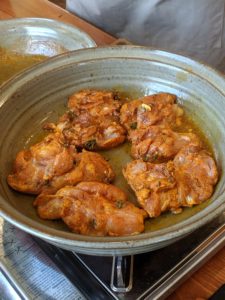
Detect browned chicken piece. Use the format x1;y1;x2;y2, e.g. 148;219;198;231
57;118;126;150
44;89;126;150
7;133;76;194
174;145;218;206
123;160;179;217
129;126;201;162
120;93;183;131
68;89;121;120
123;147;218;217
41;150;115;194
34;182;147;236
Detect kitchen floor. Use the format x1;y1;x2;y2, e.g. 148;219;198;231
49;0;66;8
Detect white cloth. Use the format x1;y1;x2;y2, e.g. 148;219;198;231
67;0;225;70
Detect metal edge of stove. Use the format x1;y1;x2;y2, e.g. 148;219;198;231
72;222;225;300
3;221;225;300
0;259;30;300
32;237;118;300
110;255;134;292
74;254;134;296
73;252;119;299
137;222;225;300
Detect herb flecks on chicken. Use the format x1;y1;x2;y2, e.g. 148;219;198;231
129;125;201;163
120;93;183;131
45;89;126;150
123;146;218;218
34;182;147;236
7;133;76;194
174;145;218;205
7;136;115;194
41;150;115;194
7;89;219;236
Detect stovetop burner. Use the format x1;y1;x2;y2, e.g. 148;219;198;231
34;212;225;300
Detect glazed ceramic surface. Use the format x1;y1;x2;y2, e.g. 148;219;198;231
0;46;225;255
0;18;96;56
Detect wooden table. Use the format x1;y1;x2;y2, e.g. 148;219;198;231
1;1;225;299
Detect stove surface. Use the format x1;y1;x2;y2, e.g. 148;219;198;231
35;212;225;300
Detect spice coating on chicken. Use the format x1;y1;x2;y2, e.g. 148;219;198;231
7;133;115;195
34;182;147;236
7;133;76;194
123;147;218;217
45;89;126;150
7;88;220;236
41;150;115;194
123;160;179;217
120;93;183;131
58;118;126;150
174;145;218;205
129;126;201;162
68;89;121;120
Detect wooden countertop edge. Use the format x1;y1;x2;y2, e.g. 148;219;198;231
1;0;225;299
0;0;116;45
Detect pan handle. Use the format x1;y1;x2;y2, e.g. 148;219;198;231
110;255;133;293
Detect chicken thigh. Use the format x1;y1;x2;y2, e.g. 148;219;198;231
129;126;201;162
123;148;218;218
7;133;76;194
44;89;126;150
41;150;115;194
120;93;183;131
174;145;218;205
67;89;121;119
8;132;115;194
34;182;147;236
123;159;179;217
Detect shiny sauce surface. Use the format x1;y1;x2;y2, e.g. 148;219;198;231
24;89;216;232
98;95;214;231
0;47;47;85
2;53;216;232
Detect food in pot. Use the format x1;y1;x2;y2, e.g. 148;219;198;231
41;150;115;194
44;89;126;150
173;145;218;205
121;92;218;218
34;182;147;236
123;145;218;217
129;125;201;162
7;133;75;194
123;159;178;217
120;93;183;131
7;89;219;236
7;133;114;195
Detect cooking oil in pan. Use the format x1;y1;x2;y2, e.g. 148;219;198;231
8;85;217;233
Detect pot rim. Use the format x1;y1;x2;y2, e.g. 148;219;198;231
0;45;225;252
